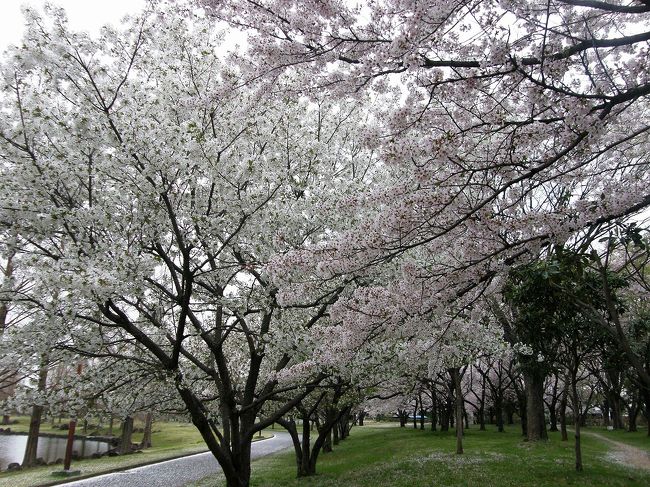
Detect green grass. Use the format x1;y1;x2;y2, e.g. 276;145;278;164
3;416;211;453
192;424;650;487
0;417;271;487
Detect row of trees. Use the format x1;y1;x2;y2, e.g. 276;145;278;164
1;1;649;486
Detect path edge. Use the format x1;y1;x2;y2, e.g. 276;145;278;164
38;434;276;487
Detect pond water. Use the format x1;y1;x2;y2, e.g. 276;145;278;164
0;435;111;470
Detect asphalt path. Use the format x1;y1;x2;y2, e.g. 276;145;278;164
61;432;292;487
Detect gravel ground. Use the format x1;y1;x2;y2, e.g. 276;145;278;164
584;431;650;472
61;432;292;487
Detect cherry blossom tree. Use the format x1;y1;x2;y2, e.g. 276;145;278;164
0;4;376;486
204;0;650;441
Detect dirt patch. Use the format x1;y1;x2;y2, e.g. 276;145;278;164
584;431;650;472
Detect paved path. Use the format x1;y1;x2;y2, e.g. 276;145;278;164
62;433;292;487
583;430;650;471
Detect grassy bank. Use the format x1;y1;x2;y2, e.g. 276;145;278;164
192;425;650;487
0;418;271;487
2;415;203;449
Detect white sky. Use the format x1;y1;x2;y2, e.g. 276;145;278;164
0;0;147;50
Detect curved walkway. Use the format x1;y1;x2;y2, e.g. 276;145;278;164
61;432;292;487
583;430;650;471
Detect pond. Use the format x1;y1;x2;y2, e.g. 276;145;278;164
0;435;111;470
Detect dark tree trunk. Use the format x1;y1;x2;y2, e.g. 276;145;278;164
279;404;348;478
478;404;486;431
548;406;558;432
225;441;252;487
511;379;527;437
479;374;486;430
140;411;153;448
450;368;464;454
495;393;504;433
323;426;332;452
547;375;560;432
570;372;583;471
628;406;639;432
431;392;438;432
602;399;610;427
398;409;408;428
506;405;515;425
413;402;418;429
609;392;624;429
280;418;308;477
560;386;569;442
523;368;548;441
641;389;650;437
358;411;366;426
22;362;49;467
119;416;134;454
626;388;641;433
0;254;15;429
300;418;315;476
278;416;317;478
440;404;450;432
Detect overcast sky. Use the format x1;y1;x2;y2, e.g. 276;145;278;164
0;0;147;49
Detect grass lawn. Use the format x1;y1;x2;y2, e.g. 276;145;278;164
192;424;650;487
3;415;204;449
0;417;271;487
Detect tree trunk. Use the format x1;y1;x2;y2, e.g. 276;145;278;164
628;405;639;432
560;387;568;442
323;426;332;452
440;404;450;432
641;389;650;437
398;409;407;428
431;394;437;432
570;373;582;471
119;416;134;454
609;392;624;429
22;362;49;467
602;399;610;427
523;368;548;441
358;412;366;426
495;393;504;433
0;253;15;428
518;394;527;437
450;367;464;454
509;375;528;436
547;375;559;432
548;403;558;432
224;440;252;487
278;416;317;478
140;411;153;448
300;418;315;476
479;374;486;430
